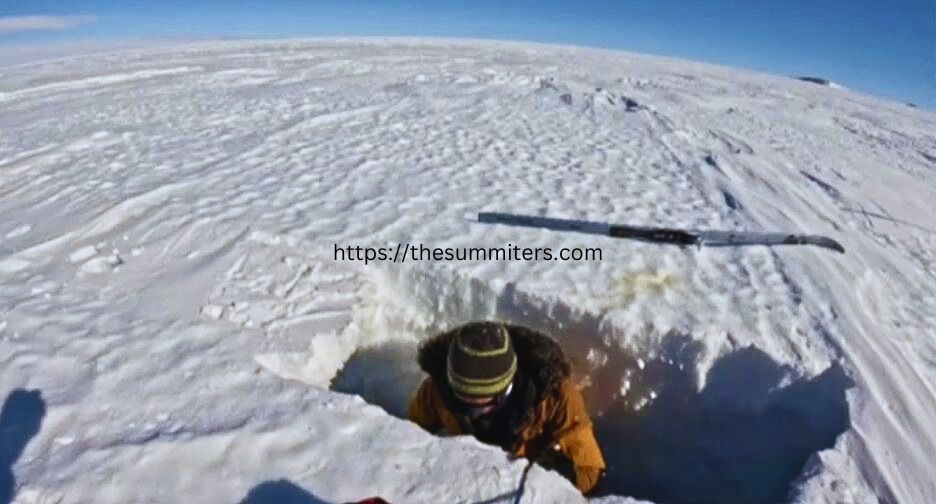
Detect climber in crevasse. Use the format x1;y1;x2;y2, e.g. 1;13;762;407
408;321;605;494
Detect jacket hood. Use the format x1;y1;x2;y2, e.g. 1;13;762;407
417;322;571;398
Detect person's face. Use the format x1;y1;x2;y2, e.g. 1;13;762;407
455;382;513;419
459;395;498;417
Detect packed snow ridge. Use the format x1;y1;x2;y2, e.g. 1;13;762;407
1;38;935;504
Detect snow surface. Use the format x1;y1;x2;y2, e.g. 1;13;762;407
1;38;935;503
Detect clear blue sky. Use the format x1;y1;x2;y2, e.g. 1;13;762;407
1;1;933;108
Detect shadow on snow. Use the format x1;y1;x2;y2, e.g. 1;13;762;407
1;389;46;504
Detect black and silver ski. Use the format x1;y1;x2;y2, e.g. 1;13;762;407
477;212;844;254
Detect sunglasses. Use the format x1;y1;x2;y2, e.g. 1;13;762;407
455;382;514;419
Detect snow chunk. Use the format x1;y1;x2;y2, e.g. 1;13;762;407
69;245;99;263
78;253;122;274
200;304;225;320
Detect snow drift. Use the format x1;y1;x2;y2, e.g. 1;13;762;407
1;39;935;503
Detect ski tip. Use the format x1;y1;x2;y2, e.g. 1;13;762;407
782;234;845;254
813;237;846;254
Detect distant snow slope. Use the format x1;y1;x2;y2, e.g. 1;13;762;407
1;39;934;504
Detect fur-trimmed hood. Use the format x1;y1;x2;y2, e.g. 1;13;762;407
409;322;606;493
417;322;571;400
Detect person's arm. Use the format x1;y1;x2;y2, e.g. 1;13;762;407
408;377;444;433
543;380;606;494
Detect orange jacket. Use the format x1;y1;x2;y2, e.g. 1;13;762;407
407;324;606;494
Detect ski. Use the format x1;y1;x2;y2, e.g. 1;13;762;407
477;212;845;254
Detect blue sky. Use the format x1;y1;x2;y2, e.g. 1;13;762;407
1;1;933;108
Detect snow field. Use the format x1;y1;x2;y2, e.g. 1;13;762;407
1;39;935;503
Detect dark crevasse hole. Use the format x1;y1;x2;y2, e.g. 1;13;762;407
495;284;854;502
328;270;854;503
331;340;425;419
588;342;853;502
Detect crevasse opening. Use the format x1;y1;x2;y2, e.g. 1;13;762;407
329;264;852;502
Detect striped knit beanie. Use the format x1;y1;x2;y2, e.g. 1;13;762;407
447;322;517;399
